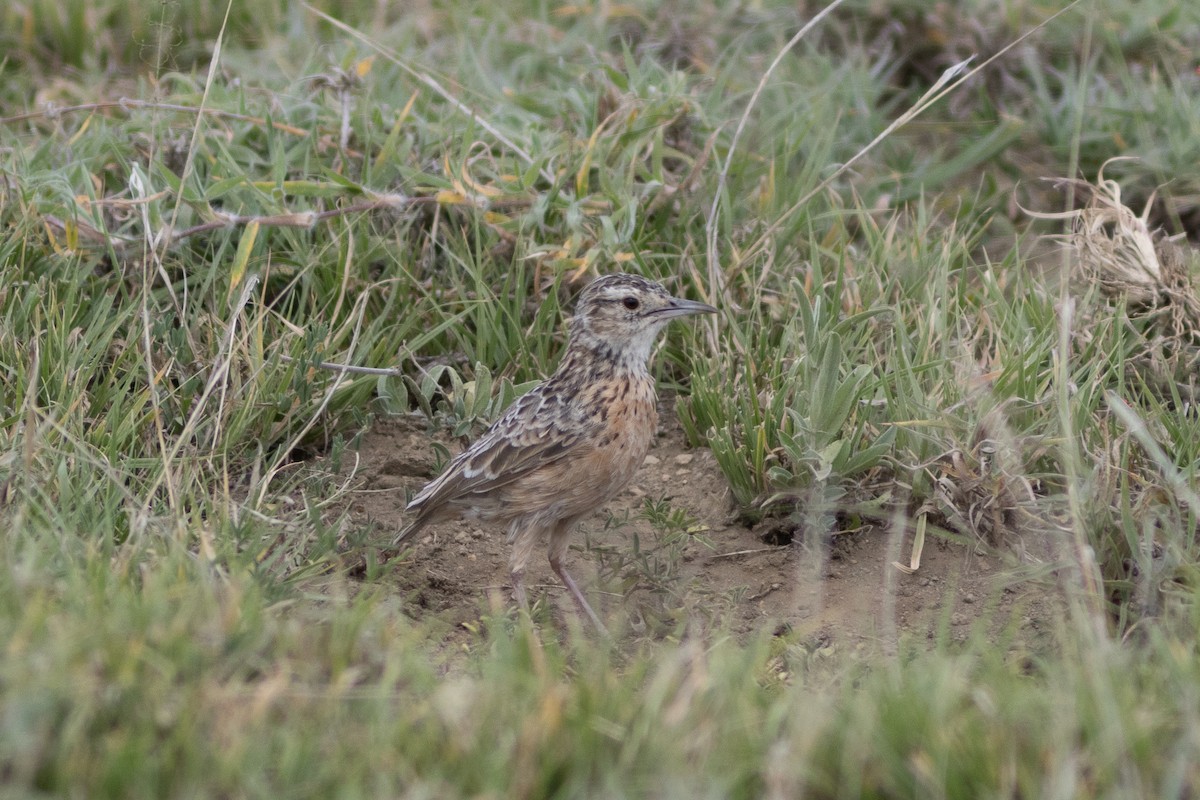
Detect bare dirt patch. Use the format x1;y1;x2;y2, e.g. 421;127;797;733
339;408;1057;651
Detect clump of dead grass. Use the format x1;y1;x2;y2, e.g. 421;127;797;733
929;438;1040;551
1033;160;1200;404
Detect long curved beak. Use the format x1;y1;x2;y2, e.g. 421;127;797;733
650;297;718;320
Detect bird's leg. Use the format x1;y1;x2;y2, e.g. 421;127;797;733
508;520;539;617
550;557;608;634
511;567;528;611
549;524;608;635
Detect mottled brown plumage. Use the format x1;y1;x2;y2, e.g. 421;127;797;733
395;273;716;631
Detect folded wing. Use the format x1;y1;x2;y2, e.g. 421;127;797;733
395;386;597;542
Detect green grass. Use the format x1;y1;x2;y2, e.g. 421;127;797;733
2;0;1200;795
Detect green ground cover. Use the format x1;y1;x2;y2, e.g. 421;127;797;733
2;0;1199;796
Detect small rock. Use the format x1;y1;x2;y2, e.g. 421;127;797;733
673;453;694;466
643;454;661;466
951;613;967;626
963;594;976;604
454;531;469;543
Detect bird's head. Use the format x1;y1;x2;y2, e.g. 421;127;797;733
569;273;716;365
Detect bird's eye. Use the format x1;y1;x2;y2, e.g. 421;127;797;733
622;296;640;310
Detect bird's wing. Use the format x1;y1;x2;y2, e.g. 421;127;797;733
403;384;599;521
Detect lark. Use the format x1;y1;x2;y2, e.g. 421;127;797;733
394;273;716;631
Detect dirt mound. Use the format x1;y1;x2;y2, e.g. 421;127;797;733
339;410;1057;651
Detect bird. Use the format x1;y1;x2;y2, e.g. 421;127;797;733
394;273;716;632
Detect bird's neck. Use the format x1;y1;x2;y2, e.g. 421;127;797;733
556;331;653;379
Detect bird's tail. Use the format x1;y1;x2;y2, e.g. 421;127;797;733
392;498;436;547
392;517;423;547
